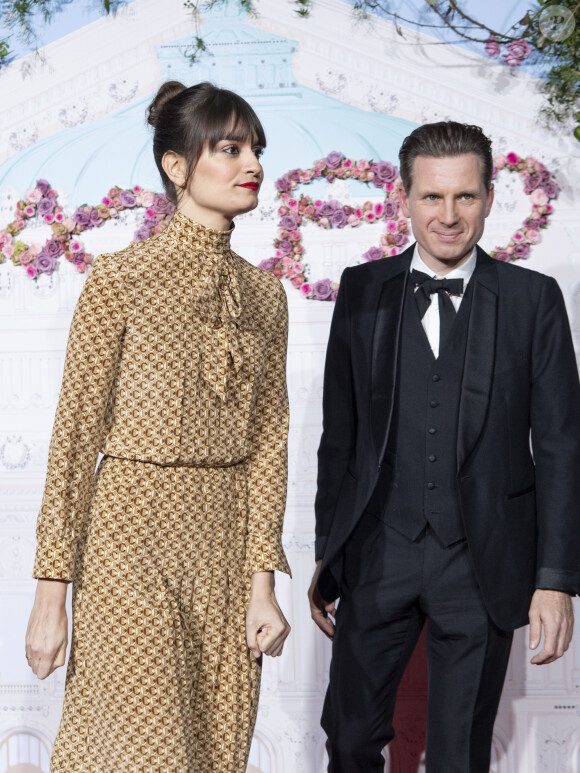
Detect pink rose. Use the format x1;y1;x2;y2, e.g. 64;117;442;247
291;275;305;288
513;231;524;242
290;230;301;240
29;243;42;257
2;243;14;258
347;214;361;225
44;214;55;224
389;248;399;256
301;283;312;295
24;206;35;217
109;208;118;217
20;251;32;265
26;265;37;278
26;189;42;203
493;155;507;171
506;152;519;165
530;189;548;206
112;196;123;208
374;203;385;217
356;160;370;171
485;37;501;57
344;160;352;168
364;212;376;222
387;220;398;233
141;191;155;207
525;229;540;244
101;196;112;206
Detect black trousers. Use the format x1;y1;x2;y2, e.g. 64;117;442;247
322;514;513;773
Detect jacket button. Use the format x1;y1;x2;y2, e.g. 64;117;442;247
429;427;437;434
432;374;440;382
427;481;436;490
428;455;437;462
430;400;439;408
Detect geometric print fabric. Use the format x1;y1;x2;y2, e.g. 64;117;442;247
33;212;291;770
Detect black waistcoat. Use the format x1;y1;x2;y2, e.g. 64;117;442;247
366;278;474;545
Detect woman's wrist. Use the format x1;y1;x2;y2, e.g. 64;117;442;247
35;578;69;607
250;570;275;599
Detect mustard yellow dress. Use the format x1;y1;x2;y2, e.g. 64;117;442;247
33;212;291;773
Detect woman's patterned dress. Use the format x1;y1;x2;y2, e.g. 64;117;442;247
33;211;291;772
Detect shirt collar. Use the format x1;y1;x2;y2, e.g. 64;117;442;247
410;245;477;287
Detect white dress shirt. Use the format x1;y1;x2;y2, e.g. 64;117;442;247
409;246;477;358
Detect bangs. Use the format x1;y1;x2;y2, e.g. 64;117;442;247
202;90;267;150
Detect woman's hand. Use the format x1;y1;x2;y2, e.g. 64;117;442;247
25;579;69;679
246;571;291;659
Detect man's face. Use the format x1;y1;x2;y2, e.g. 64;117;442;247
400;153;494;271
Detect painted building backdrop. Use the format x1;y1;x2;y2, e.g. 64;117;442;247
1;1;579;771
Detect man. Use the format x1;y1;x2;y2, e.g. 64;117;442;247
308;121;580;772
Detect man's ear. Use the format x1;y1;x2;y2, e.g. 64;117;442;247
485;183;495;218
399;186;411;219
162;151;187;189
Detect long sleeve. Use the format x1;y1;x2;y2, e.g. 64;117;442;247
531;277;580;594
244;282;291;577
33;255;127;580
314;268;355;561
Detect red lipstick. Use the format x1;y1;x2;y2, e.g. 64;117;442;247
238;182;259;191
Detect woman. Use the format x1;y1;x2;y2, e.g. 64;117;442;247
25;81;291;772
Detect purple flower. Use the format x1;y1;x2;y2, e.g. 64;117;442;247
384;200;399;219
372;161;398;187
393;232;408;247
37;197;56;215
330;290;338;302
330;209;348;228
288;168;301;182
42;239;64;258
539;169;551;182
542;180;559;199
325;151;343;169
70;250;86;266
152;194;174;215
89;207;102;226
363;246;384;262
485;37;501;57
278;239;293;255
312;278;334;300
120;189;137;208
513;243;530;260
74;208;90;226
257;257;279;272
280;215;297;230
523;176;541;194
503;39;532;67
36;179;51;196
275;176;291;193
35;253;57;273
493;250;511;263
134;225;152;242
319;200;338;217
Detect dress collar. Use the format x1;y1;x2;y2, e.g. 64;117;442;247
169;210;234;255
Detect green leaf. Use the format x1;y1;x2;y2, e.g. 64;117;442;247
574;125;580;142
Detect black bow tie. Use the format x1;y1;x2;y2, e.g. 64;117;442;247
410;269;464;351
410;269;464;301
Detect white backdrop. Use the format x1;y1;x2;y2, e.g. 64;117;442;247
1;1;579;771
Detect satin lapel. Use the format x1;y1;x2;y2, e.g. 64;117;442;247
457;249;499;471
371;268;408;464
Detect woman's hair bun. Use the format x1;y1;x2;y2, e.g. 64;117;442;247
147;81;186;127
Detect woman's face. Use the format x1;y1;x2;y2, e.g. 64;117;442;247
164;135;264;230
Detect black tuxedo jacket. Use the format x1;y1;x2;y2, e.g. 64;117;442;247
315;244;580;630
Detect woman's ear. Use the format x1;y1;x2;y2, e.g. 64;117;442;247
162;151;187;189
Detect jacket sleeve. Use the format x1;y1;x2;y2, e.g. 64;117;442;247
531;276;580;595
244;281;291;577
314;268;355;561
33;255;126;580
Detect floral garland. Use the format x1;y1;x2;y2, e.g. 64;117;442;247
0;180;174;279
0;152;559;288
488;152;558;262
258;152;409;301
258;151;559;300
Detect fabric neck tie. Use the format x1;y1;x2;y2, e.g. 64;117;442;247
411;269;464;350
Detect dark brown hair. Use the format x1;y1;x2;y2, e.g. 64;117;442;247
399;121;493;192
147;81;266;205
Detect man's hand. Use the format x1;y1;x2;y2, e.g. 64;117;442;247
308;560;336;641
25;579;69;680
529;589;574;665
246;571;291;659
